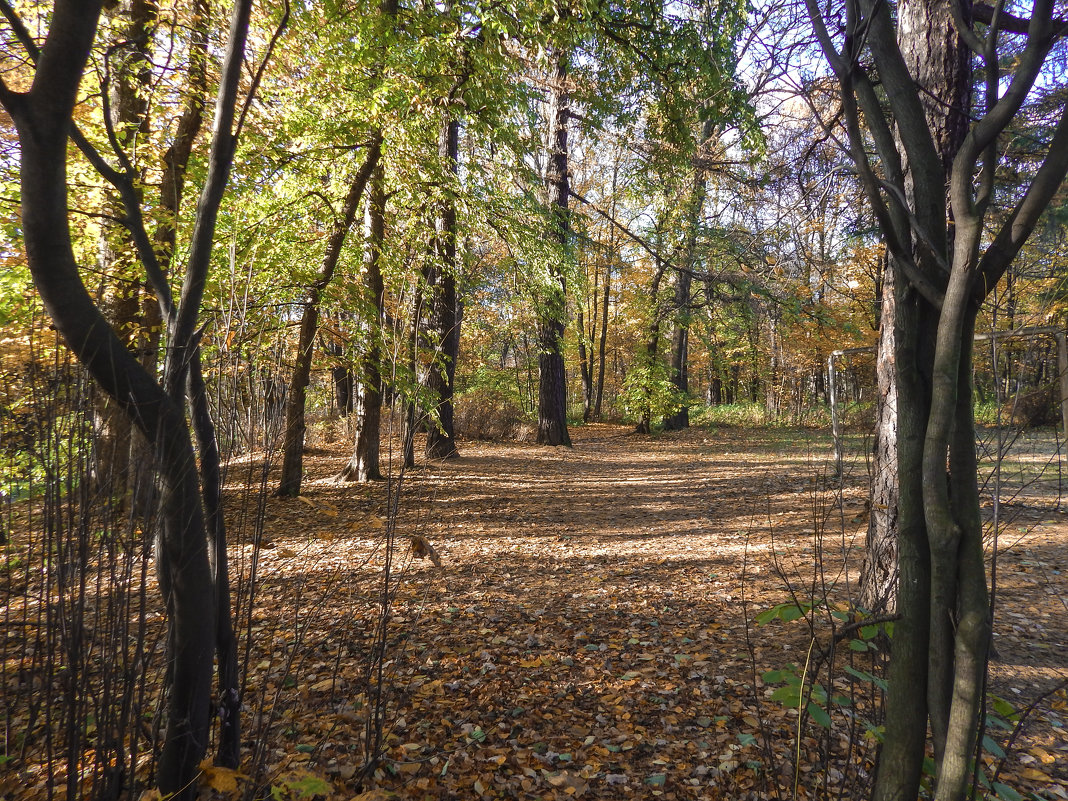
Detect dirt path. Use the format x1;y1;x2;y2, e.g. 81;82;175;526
228;423;1067;800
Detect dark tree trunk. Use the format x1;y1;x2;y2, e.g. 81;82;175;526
578;304;592;422
333;364;355;415
537;50;572;447
423;118;461;460
341;165;386;482
187;345;240;768
277;138;382;496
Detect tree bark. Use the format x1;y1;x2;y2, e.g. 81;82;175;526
537;50;572;447
861;251;899;614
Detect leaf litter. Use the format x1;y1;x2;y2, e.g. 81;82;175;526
4;424;1066;800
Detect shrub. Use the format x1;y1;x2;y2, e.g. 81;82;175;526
455;386;531;441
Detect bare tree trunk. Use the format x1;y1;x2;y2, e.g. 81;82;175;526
594;265;610;419
537;50;571;447
578;303;592;422
92;0;154;504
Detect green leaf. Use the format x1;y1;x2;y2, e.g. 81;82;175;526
848;638;868;652
982;734;1006;759
807;701;831;729
992;782;1024;801
294;744;315;754
780;604;807;622
737;733;757;747
771;684;804;709
644;773;667;786
754;606;780;626
988;694;1019;723
844;665;889;692
287;775;332;799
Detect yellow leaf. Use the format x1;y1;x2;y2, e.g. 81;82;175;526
205;766;243;792
1029;746;1056;765
1020;767;1051;782
346;792;391;801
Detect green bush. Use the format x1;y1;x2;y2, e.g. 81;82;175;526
618;360;686;427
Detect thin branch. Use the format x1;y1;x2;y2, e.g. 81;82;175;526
234;0;290;143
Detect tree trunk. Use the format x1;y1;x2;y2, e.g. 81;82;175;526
594;263;610;419
341;165;386;482
861;252;899;614
277;139;382;496
664;117;713;432
537;50;572;447
578;303;592;422
92;0;155;504
635;259;669;435
423;118;461;460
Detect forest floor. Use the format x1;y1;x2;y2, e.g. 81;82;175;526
209;422;1068;801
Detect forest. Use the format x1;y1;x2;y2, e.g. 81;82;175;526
1;0;1068;799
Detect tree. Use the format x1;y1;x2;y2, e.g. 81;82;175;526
340;164;387;482
806;0;1068;797
0;0;256;794
538;48;574;447
276;138;382;496
422;118;462;460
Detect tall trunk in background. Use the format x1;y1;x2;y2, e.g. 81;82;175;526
663;119;714;431
577;284;593;422
92;0;155;502
341;164;386;481
594;261;610;418
277;139;382;496
537;50;572;446
423;118;461;459
635;258;669;435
